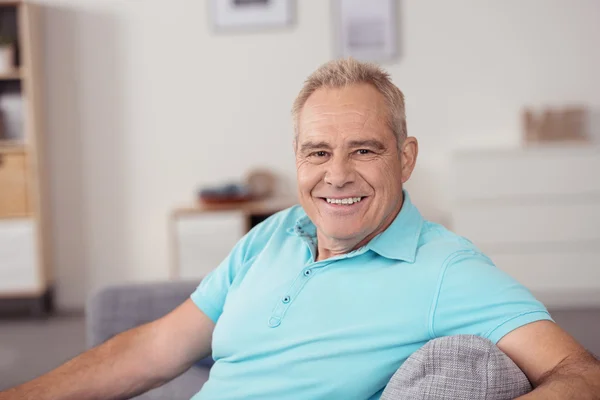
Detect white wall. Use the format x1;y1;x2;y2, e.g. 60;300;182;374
37;0;600;309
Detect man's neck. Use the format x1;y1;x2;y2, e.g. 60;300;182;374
316;239;362;261
315;193;405;261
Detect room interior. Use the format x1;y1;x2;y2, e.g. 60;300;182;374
0;0;599;393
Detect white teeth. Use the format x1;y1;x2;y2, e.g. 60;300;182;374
326;197;363;205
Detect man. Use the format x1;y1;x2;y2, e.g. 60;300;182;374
2;58;599;400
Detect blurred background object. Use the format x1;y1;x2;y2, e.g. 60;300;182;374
0;35;16;74
246;168;276;199
523;106;588;143
198;182;253;204
196;168;276;204
333;0;398;62
209;0;294;31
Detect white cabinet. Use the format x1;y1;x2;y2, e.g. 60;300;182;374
170;198;296;281
451;145;600;307
0;219;40;293
453;202;600;245
453;146;600;200
173;212;245;280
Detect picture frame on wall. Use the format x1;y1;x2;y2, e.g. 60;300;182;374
333;0;398;62
210;0;294;31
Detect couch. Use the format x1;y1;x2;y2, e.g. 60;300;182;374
86;281;532;400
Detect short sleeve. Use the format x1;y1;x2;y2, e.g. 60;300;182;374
190;226;260;324
429;251;553;344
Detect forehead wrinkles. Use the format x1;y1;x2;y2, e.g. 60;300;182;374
300;104;381;134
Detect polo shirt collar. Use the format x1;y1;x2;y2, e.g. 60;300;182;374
366;190;423;263
287;190;424;263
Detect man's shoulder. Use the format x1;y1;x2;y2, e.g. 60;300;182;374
416;220;486;265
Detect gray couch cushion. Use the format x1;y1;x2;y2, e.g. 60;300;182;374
382;335;532;400
86;281;199;348
86;281;211;400
133;366;209;400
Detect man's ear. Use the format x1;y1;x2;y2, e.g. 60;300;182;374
400;137;418;184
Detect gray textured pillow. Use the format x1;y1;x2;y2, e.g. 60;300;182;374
382;335;532;400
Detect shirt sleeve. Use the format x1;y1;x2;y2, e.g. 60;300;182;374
190;226;260;324
429;250;553;344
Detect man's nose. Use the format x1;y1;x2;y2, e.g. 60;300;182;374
324;157;355;188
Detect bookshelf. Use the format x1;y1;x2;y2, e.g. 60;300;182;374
0;1;50;315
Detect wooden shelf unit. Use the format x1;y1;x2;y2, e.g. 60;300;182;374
0;1;50;316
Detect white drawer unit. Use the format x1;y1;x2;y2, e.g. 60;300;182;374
490;251;600;293
453;145;600;201
0;219;40;293
453;201;600;246
450;145;600;307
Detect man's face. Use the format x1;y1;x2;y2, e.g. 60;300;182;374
295;84;415;247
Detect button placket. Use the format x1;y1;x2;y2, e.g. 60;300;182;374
268;262;330;328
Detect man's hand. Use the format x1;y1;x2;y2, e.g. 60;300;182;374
497;320;600;399
0;299;214;400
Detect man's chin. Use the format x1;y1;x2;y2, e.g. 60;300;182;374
321;227;366;243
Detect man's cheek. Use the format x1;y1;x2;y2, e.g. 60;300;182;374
297;175;315;193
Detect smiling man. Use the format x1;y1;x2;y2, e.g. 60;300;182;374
2;59;599;400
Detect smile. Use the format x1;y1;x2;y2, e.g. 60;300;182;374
325;197;363;205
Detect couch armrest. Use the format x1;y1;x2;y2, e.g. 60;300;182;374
85;280;199;348
382;335;531;400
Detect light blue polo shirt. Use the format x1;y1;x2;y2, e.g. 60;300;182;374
190;192;551;400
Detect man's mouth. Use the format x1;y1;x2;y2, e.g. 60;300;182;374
321;197;365;205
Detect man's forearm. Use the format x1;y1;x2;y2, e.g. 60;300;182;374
517;351;600;400
0;322;167;400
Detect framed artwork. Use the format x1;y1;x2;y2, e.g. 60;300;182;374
210;0;294;31
333;0;398;62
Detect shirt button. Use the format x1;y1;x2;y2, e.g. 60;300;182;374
282;296;291;304
304;269;312;276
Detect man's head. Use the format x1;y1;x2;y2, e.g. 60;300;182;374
292;58;418;256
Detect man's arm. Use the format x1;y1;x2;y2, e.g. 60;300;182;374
0;299;214;400
497;320;600;399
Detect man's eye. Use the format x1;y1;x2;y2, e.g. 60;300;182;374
356;149;371;155
312;151;328;157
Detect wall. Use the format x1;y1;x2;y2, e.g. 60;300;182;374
37;0;600;309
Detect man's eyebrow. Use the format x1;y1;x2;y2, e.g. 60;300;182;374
299;141;332;153
348;139;386;151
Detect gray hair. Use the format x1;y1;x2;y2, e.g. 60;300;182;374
292;58;407;147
